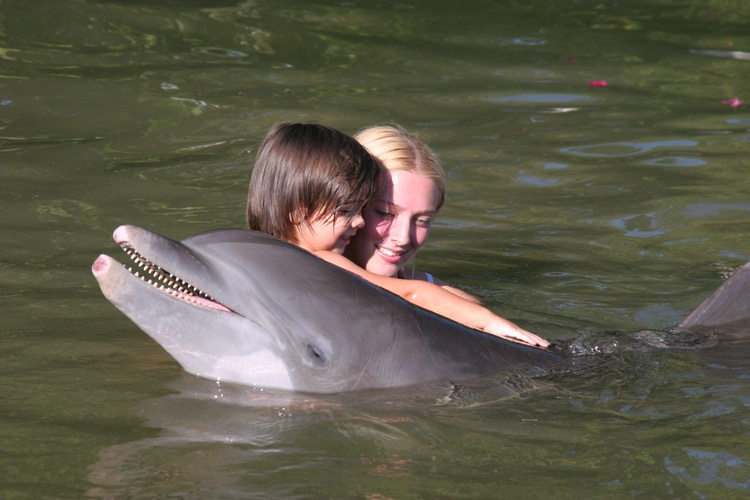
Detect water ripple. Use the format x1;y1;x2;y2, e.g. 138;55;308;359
562;140;698;158
644;156;706;167
683;203;750;218
486;93;591;104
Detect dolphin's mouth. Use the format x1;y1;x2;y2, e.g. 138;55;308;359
119;242;233;313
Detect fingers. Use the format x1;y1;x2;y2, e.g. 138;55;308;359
502;326;550;348
484;321;550;348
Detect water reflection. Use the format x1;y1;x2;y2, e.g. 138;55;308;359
486;93;591;104
644;156;705;167
609;212;668;238
665;449;750;490
562;139;699;158
690;49;750;61
683;203;750;217
85;374;535;497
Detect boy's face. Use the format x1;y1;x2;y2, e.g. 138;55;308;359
294;207;365;254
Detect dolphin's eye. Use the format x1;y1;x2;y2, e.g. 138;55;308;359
306;344;327;366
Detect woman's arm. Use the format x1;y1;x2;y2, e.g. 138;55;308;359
424;273;484;305
439;283;483;304
401;265;483;304
315;251;549;348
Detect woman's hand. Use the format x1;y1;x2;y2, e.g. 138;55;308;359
483;320;550;348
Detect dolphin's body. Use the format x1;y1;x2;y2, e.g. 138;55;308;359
92;225;748;393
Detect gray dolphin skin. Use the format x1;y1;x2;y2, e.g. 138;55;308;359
92;225;562;393
676;260;750;339
92;225;748;394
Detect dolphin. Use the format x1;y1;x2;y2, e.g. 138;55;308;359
92;225;748;393
92;225;562;393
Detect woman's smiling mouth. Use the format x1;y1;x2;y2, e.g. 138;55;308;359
376;244;407;263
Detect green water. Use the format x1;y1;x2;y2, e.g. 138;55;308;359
2;0;749;497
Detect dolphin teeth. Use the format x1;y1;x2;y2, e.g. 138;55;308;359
118;242;230;311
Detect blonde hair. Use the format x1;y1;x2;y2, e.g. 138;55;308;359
354;125;446;210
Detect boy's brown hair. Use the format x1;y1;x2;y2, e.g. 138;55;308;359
246;123;382;243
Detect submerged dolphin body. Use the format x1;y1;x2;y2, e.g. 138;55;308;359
93;225;748;393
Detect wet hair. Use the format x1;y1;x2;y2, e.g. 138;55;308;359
354;125;446;210
246;122;382;242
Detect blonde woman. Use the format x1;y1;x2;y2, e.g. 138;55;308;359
345;125;549;347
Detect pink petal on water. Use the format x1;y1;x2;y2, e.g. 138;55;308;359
588;80;608;87
721;98;743;108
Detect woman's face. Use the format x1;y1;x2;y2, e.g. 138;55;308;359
345;169;440;277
